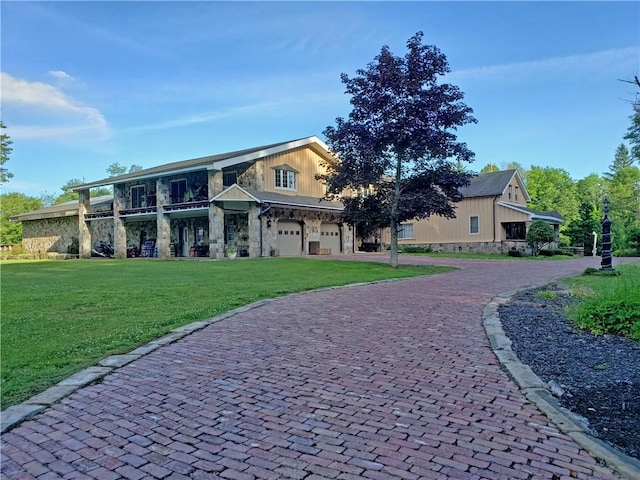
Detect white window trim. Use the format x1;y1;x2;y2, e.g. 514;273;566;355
275;169;296;191
397;223;414;240
470;216;480;235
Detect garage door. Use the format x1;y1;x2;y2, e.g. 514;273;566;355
320;223;341;254
277;221;302;256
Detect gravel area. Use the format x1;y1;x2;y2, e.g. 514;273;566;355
498;284;640;460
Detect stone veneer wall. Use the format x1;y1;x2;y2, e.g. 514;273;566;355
396;241;537;254
21;217;78;253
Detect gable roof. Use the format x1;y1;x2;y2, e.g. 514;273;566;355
72;136;332;191
460;169;530;202
211;184;343;211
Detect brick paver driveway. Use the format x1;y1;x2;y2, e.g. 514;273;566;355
1;255;630;479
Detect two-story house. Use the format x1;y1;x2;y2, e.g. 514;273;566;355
382;169;563;253
13;137;354;258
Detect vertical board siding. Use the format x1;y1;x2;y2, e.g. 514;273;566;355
262;147;328;197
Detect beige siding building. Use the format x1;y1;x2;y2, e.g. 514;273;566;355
381;170;563;254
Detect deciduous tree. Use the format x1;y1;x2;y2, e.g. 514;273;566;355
0;121;13;185
526;166;579;239
321;32;476;266
624;101;640;162
0;193;43;244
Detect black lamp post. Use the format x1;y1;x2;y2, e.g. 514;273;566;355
600;198;612;271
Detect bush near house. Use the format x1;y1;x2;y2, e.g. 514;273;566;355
527;220;555;256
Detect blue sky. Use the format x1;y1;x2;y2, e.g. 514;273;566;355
2;1;639;198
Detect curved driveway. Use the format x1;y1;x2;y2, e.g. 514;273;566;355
1;255;631;479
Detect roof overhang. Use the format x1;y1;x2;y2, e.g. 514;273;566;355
497;201;564;223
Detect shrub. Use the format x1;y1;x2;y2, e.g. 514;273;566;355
401;245;432;253
508;249;523;257
526;220;555;256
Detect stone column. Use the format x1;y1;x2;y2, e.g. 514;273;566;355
113;184;127;259
247;204;261;257
209;170;224;197
210;204;225;259
156;178;171;259
78;189;91;258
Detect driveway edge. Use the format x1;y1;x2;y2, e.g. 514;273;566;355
484;288;640;480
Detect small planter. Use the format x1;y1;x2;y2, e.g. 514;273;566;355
227;251;237;260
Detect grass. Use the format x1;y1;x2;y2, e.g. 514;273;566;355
0;258;453;409
565;263;640;341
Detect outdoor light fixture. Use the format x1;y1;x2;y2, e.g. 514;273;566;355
267;219;272;228
603;197;610;214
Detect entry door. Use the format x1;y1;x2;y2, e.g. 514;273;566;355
181;227;189;257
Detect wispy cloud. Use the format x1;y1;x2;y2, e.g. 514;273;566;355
449;46;639;84
1;72;109;140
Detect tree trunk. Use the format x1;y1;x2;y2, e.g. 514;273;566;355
389;152;403;268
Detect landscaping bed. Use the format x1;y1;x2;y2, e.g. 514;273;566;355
499;285;640;460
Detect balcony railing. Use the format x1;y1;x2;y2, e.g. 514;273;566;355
84;211;114;220
119;206;158;216
163;200;209;212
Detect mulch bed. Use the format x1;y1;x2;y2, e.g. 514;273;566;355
498;284;640;460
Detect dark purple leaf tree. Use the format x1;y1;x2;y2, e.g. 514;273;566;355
320;32;477;267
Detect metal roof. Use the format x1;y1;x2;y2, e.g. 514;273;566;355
71;136;330;191
10;195;113;222
460;169;530;201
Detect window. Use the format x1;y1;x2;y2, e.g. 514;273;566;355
515;187;519;201
223;171;238;187
170;179;187;204
226;225;235;242
470;216;479;234
275;169;296;190
505;222;526;240
131;185;146;208
397;223;414;240
508;185;512;200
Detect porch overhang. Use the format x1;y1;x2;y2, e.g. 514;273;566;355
497;201;564;224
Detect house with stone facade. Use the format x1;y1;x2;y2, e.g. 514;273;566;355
12;139;562;258
381;169;563;253
12;137;354;259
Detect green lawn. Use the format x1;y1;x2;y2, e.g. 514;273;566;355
565;263;640;341
0;258;453;409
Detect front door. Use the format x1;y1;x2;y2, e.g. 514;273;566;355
181;227;189;257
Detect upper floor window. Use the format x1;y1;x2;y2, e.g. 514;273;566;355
223;171;238;187
131;185;146;208
275;169;296;191
470;216;479;234
508;185;512;200
397;223;414;240
515;187;519;201
170;179;187;204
